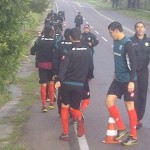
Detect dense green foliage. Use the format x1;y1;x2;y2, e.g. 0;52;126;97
29;0;51;13
0;0;50;92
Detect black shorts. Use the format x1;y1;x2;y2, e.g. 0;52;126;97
38;68;53;84
83;79;90;99
107;79;137;101
59;84;84;109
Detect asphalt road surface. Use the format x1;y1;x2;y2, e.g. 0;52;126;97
20;0;150;150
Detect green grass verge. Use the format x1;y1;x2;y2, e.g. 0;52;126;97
0;72;39;150
81;0;150;22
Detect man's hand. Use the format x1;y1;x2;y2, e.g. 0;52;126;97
88;42;92;46
55;81;61;90
128;82;135;93
52;75;57;81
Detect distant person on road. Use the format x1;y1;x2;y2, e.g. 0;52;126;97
55;28;94;141
30;25;56;112
112;0;119;8
106;21;138;146
74;12;83;30
81;24;99;55
130;22;150;129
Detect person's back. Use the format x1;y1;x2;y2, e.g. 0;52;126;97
55;28;93;141
30;25;55;63
58;28;93;84
74;12;83;29
30;25;56;112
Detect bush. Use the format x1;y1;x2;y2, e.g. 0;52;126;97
0;0;31;92
29;0;51;13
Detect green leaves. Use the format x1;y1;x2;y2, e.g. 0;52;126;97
0;0;50;92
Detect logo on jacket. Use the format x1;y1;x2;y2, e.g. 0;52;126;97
119;45;123;50
145;42;149;47
130;92;134;97
88;37;91;41
61;55;65;60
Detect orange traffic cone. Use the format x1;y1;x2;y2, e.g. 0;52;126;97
102;116;120;144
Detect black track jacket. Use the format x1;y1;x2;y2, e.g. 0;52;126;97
130;34;150;70
57;42;94;86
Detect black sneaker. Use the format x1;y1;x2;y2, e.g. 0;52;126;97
115;129;128;140
121;135;137;146
59;133;69;141
136;122;143;129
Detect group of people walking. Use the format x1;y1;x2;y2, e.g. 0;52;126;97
30;9;150;146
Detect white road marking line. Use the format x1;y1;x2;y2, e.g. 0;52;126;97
93;9;134;33
75;2;83;7
102;37;108;41
55;2;58;13
95;31;99;34
90;26;93;29
86;21;89;24
74;124;89;150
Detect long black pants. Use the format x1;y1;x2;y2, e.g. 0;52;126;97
135;67;149;121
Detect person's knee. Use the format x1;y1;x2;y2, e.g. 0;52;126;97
125;101;135;110
105;95;116;107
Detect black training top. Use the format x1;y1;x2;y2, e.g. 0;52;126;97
130;34;150;71
57;42;94;86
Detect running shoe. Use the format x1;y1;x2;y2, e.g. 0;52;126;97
136;122;143;129
115;129;128;140
121;135;137;146
46;98;50;102
41;106;47;112
59;133;69;141
48;103;55;109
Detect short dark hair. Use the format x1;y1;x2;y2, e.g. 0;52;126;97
70;28;81;41
108;21;123;32
64;28;71;40
44;25;53;38
134;22;145;29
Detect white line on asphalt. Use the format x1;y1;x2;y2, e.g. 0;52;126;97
93;9;134;34
90;26;93;29
55;2;58;13
75;2;83;7
74;124;89;150
86;21;89;24
95;31;99;34
102;37;108;41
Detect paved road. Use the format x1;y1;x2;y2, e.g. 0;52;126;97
21;0;150;149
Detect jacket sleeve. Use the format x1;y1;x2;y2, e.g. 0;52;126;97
52;47;60;76
57;50;70;82
125;41;137;82
91;33;99;47
87;53;94;79
30;39;39;55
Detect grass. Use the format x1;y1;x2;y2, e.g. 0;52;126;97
81;0;150;22
0;72;39;150
0;93;11;108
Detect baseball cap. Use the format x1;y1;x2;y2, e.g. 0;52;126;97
84;24;90;29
